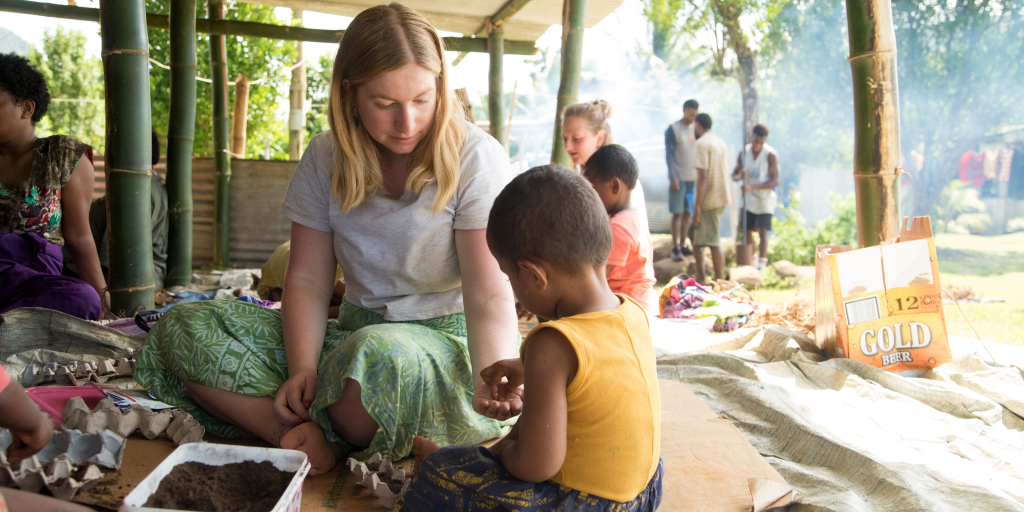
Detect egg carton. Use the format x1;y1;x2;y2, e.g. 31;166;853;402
20;353;136;387
63;397;204;446
0;454;103;501
347;453;411;509
0;429;116;501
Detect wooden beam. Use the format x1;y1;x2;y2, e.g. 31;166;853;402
100;0;155;312
288;9;305;160
550;0;586;167
165;0;197;286
209;0;231;269
488;23;507;150
0;0;538;54
231;74;250;157
453;0;535;66
846;0;902;247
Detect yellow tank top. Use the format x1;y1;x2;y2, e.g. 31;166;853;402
521;295;661;502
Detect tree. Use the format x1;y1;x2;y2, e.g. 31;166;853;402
28;27;105;150
893;0;1024;216
643;0;787;144
146;0;298;159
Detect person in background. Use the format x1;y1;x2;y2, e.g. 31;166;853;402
257;239;346;317
0;52;106;320
400;166;662;511
0;365;94;511
665;99;699;262
731;124;779;270
582;144;657;313
66;131;168;291
691;113;731;285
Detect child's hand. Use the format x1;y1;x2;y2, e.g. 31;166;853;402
473;381;523;421
6;415;53;464
481;359;524;401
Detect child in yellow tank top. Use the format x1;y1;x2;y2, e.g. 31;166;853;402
398;166;663;511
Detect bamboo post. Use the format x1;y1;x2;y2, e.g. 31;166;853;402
231;73;249;157
846;0;902;247
488;22;506;150
506;79;517;151
550;0;586;166
100;0;154;312
164;0;196;287
288;9;305;160
209;0;230;268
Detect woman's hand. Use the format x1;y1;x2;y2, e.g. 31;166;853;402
274;370;317;424
6;415;53;464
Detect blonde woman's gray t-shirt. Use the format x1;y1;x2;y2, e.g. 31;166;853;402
279;122;514;321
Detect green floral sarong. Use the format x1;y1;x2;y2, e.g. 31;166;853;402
134;300;514;459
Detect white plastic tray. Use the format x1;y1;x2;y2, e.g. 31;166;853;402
119;443;311;512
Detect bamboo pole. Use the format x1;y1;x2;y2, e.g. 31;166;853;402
506;79;517;151
209;0;230;268
488;22;506;150
164;0;196;287
550;0;586;166
230;73;249;157
0;0;539;54
100;0;154;312
452;0;536;66
288;9;305;160
846;0;902;247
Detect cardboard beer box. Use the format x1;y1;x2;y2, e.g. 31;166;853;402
814;217;952;373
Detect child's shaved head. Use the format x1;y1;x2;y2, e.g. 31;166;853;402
487;165;612;275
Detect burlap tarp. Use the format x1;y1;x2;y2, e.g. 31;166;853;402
655;323;1024;511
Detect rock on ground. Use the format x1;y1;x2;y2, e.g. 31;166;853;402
771;260;800;279
652;234;674;262
728;265;762;287
654;258;685;285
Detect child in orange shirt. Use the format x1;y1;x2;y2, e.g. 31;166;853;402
0;366;93;511
398;165;662;511
583;144;657;312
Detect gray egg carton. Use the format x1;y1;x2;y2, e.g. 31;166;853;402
347;453;411;509
20;354;136;387
62;397;205;445
0;428;124;501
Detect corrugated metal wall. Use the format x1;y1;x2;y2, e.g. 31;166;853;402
93;156;295;269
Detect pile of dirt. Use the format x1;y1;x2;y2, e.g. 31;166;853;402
143;460;294;512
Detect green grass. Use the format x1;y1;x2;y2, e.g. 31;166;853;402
934;232;1024;275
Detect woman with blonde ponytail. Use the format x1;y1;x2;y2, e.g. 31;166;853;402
135;3;520;475
561;99;652;251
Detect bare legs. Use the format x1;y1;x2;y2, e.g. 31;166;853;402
743;228;769;259
412;436;442;473
671;212;692;251
182;380;364;476
692;246;725;285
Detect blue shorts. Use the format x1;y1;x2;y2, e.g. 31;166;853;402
669;181;695;215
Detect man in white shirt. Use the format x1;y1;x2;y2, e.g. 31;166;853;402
664;99;699;261
731;124;779;270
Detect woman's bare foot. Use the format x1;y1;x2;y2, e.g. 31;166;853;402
280;422;341;476
412;436;442;474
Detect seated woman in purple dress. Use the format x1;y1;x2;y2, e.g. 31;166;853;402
0;53;107;320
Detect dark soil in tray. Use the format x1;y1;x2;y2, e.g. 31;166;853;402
143;460;295;512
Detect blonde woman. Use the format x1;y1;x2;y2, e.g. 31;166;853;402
561;100;651;236
135;3;520;475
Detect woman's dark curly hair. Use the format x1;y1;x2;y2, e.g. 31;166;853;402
0;52;51;124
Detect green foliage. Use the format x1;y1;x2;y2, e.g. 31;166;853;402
935;180;987;233
147;0;297;159
305;53;333;143
1008;218;1024;233
767;192;857;265
760;265;796;290
28;28;105;150
642;0;686;61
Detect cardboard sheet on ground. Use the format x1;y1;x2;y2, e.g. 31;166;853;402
72;381;796;511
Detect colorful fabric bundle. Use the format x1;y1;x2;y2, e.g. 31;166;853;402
658;276;754;332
